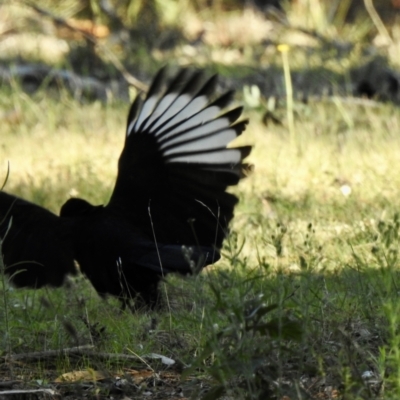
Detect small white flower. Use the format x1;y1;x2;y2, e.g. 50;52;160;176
340;184;352;197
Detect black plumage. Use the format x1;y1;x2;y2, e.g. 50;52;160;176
0;67;251;309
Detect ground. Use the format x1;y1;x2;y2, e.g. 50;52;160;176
1;1;400;399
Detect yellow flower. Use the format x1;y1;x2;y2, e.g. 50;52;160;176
277;44;290;52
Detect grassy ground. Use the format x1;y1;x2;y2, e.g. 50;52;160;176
2;0;400;399
2;79;400;399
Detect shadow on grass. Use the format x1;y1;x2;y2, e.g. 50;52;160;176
1;247;399;399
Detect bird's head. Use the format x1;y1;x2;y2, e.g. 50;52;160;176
60;198;101;218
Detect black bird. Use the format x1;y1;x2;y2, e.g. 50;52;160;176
0;67;251;309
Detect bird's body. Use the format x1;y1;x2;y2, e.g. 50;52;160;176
0;67;251;309
0;192;76;288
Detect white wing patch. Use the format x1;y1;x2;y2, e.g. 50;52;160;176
159;118;231;150
150;94;192;133
167;149;242;164
133;95;159;133
126;70;247;168
143;93;179;131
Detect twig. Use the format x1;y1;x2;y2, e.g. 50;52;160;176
0;388;60;397
1;346;160;364
23;1;149;92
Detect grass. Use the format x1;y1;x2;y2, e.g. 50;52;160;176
2;0;400;398
2;77;400;399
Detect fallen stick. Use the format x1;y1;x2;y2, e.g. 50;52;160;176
1;346;147;364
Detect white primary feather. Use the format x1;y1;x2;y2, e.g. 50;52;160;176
167;149;242;164
132;95;159;133
152;95;210;136
160;118;232;150
149;94;192;133
142;93;179;131
161;105;221;139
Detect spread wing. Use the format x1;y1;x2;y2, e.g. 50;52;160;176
0;191;77;288
106;68;251;253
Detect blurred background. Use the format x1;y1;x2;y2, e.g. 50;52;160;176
3;4;400;398
1;0;400;105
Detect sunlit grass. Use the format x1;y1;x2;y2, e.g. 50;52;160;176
3;87;400;272
2;0;400;396
3;83;400;398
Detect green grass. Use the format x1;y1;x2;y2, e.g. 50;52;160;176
2;0;400;397
2;78;400;399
